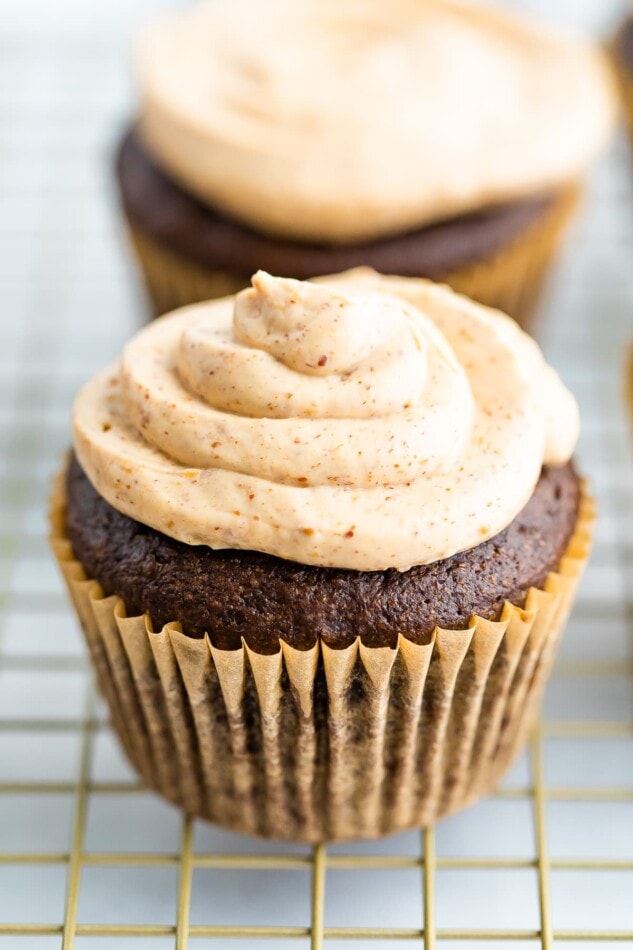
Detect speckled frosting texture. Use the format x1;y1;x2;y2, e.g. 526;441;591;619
136;0;614;241
72;270;579;571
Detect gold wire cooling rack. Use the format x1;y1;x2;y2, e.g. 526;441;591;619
0;675;632;947
1;2;633;947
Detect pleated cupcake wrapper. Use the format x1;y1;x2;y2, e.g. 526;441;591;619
49;469;594;842
123;182;580;329
126;225;248;317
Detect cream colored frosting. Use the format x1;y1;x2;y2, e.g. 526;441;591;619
73;270;579;572
136;0;615;243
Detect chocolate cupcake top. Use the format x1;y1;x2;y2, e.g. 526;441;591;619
135;0;614;243
73;270;578;571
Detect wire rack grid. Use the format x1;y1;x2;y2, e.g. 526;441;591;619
0;2;632;949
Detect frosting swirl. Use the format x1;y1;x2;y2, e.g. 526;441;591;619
73;270;579;571
136;0;615;242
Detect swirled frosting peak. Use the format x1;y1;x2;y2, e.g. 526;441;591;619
136;0;615;242
73;270;579;571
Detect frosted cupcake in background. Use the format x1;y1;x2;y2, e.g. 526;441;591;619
626;344;633;425
606;19;633;428
611;14;633;147
50;270;593;841
116;0;615;327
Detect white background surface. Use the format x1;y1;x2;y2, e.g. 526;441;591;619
0;0;632;947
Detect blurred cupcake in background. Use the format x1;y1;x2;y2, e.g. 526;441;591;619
608;21;633;428
626;342;633;425
612;14;633;145
117;0;615;326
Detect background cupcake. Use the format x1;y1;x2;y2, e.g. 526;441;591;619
50;270;592;842
626;341;633;424
612;14;633;144
117;0;615;327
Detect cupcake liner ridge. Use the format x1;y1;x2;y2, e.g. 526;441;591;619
49;466;594;842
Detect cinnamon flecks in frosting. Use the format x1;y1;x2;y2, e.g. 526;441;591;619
72;270;579;571
136;0;615;242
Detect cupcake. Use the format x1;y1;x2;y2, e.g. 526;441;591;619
117;0;615;327
626;342;633;424
50;270;593;842
612;15;633;142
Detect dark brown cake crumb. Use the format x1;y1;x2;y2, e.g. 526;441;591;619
65;455;580;654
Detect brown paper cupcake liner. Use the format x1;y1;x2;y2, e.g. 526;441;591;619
124;183;581;329
443;183;580;330
49;468;594;842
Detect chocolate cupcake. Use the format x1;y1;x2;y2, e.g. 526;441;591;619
612;16;633;142
117;0;614;327
50;270;593;841
626;342;633;425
